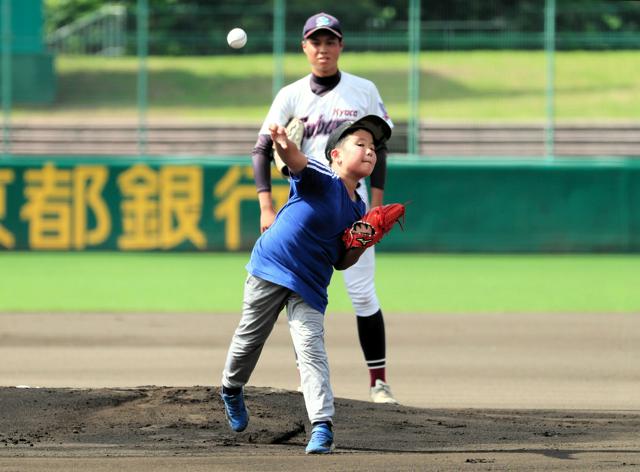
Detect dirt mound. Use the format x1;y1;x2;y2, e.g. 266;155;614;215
1;386;638;457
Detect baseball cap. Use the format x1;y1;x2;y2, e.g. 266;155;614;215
325;115;392;161
303;13;343;39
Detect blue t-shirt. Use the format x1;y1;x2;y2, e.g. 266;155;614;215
246;160;365;314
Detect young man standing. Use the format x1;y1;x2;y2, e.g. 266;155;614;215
251;12;398;404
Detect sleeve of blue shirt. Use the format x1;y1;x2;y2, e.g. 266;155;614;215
289;160;336;194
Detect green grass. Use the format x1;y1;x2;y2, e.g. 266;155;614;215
0;252;638;313
15;51;640;122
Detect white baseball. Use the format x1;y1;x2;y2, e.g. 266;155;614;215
227;28;247;49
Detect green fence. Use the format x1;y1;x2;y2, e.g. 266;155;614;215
385;159;640;252
2;156;639;252
1;0;639;155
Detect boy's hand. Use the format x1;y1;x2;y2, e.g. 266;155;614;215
268;123;308;175
269;124;289;150
272;118;304;176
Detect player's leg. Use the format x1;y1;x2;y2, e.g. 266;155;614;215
343;182;398;404
341;246;398;404
221;274;290;431
286;294;334;454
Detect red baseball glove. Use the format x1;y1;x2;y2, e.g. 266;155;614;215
342;203;406;249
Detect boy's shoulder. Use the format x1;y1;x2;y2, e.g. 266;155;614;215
294;160;342;194
305;159;338;179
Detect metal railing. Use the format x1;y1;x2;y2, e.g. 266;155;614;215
47;4;126;56
1;0;639;160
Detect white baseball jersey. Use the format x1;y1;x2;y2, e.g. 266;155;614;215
259;71;392;318
259;71;394;167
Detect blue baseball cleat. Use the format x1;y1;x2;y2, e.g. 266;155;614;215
305;422;334;454
221;389;249;432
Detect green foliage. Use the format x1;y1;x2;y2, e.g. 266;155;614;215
42;0;640;54
44;0;106;35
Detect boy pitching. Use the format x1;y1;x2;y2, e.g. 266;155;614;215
221;115;392;454
251;12;397;404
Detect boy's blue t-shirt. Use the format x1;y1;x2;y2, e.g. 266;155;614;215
246;160;365;314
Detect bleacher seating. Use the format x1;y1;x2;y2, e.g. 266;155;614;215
6;123;639;158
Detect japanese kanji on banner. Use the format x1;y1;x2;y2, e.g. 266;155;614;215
0;159;289;251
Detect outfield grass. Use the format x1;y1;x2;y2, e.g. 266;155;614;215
16;51;640;122
0;252;637;313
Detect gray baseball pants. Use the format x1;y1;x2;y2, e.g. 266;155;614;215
221;274;334;424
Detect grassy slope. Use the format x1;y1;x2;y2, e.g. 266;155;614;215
0;252;637;313
17;51;640;122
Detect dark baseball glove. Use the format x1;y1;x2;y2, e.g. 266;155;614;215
342;203;406;249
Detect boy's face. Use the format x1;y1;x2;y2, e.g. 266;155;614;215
302;32;343;77
332;129;377;179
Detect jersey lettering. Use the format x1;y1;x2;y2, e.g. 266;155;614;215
301;115;349;140
332;108;359;118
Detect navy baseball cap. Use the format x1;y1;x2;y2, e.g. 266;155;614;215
325;115;392;161
303;13;343;39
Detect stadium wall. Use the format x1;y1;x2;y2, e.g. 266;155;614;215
1;156;638;252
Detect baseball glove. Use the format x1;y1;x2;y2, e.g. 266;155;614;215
342;203;406;249
273;118;304;176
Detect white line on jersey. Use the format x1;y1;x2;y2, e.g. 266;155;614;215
307;159;338;179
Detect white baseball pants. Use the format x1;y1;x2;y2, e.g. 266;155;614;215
342;180;380;317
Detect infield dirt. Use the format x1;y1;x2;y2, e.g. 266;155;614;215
1;312;638;470
2;385;639;471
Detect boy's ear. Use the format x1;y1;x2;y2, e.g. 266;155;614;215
330;148;340;164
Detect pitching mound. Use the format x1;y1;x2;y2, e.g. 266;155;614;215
1;385;638;459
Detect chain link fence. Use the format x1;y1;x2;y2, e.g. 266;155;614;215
1;0;639;158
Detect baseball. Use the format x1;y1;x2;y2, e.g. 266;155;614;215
227;28;247;49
